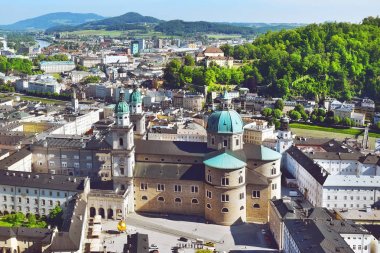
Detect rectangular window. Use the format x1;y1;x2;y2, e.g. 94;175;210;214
61;162;67;168
221;194;229;202
61;155;67;159
221;177;229;186
235;139;239;146
223;140;228;147
86;163;92;169
49;161;55;166
3;196;6;201
140;183;148;191
211;138;215;145
174;185;182;192
191;186;199;193
207;174;212;183
271;168;276;175
74;163;79;168
86;156;92;160
74;155;79;160
206;190;212;199
252;190;260;198
272;184;277;190
157;184;165;192
239;192;245;200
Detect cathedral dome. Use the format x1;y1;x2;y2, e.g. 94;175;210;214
130;89;142;104
206;110;243;134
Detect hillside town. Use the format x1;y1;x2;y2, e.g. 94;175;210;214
1;6;380;253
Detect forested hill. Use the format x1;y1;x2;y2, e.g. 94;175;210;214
221;18;380;102
154;20;255;35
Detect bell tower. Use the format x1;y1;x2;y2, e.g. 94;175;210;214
129;87;146;136
109;89;135;211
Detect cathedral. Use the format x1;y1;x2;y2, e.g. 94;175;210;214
107;88;282;225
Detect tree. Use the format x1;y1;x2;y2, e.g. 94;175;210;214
184;55;195;66
273;109;282;119
334;116;341;125
204;69;216;86
342;117;352;126
27;214;37;228
262;108;273;117
163;59;182;87
289;110;301;120
49;205;63;228
274;99;284;111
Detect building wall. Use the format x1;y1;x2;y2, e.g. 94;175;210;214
322;187;380;209
204;166;246;225
269;201;284;250
341;233;376;253
134;178;205;216
0;183;79;216
315;159;358;175
246;184;269;223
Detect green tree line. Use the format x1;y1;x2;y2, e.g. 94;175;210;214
219;17;380;102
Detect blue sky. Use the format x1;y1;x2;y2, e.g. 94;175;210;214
1;0;380;24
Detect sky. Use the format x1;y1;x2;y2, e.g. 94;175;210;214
1;0;380;24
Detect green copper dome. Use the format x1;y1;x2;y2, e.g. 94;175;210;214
115;101;129;114
130;89;142;105
207;110;243;134
204;151;246;170
115;89;129;114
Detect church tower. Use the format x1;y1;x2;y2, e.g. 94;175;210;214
109;89;135;212
276;116;293;153
129;87;146;136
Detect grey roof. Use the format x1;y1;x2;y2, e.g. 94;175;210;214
0;171;86;192
243;143;282;161
358;154;379;164
135;139;212;157
0;227;53;244
284;219;354;253
326;220;371;235
294;138;356;153
306;152;361;161
286;146;328;185
363;225;380;239
34;136;90;149
134;162;204;181
0;148;31;169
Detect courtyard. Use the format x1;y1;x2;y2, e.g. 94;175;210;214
85;213;278;253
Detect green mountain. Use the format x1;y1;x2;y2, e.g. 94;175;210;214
154;20;255;35
46;12;161;33
0;12;104;31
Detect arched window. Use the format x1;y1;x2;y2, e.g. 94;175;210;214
253;204;260;208
206;203;211;209
221;207;229;213
240;206;244;210
141;196;148;201
175;197;182;203
119;138;124;146
191;198;199;204
157;196;164;202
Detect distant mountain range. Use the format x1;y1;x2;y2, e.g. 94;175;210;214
0;12;303;36
0;12;105;30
